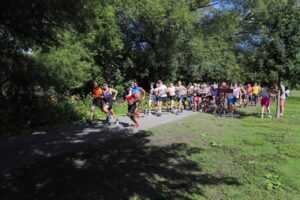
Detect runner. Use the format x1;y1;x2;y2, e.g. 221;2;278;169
88;81;103;124
125;88;139;128
246;83;253;106
186;83;194;110
280;83;286;117
259;86;272;118
168;83;176;111
233;83;241;107
240;84;247;107
192;83;200;112
130;82;146;118
146;83;156;115
156;80;168;116
252;82;260;106
175;80;187;114
226;87;235;116
102;82;119;125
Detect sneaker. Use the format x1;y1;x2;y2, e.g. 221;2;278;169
86;119;93;125
134;123;139;128
115;119;120;125
261;115;264;118
267;115;272;118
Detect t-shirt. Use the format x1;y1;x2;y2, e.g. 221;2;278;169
252;86;260;95
247;87;252;95
280;85;286;100
93;88;103;98
233;87;241;98
149;88;156;98
260;87;269;98
157;85;168;97
176;86;185;97
168;87;176;96
131;87;143;100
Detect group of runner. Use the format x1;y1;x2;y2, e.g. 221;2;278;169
88;80;288;128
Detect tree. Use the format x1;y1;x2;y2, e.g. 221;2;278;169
234;0;300;118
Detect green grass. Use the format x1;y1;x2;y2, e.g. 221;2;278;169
1;92;299;200
148;91;300;199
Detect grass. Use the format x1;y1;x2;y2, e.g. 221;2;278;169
0;92;299;199
148;91;300;199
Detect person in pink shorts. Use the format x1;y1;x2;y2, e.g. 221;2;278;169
259;86;271;118
280;84;286;117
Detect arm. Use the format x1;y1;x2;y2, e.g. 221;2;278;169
142;88;146;100
110;88;118;100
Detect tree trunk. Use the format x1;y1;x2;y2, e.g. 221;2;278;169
275;73;281;119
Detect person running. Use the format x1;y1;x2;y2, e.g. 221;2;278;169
168;83;176;111
213;82;219;102
102;82;119;125
156;80;168;116
280;83;286;117
240;84;247;107
226;87;235;116
125;88;139;128
175;80;187;114
233;83;241;107
246;83;253;106
252;82;260;106
259;86;272;118
146;83;156;115
192;83;200;112
88;81;103;124
130;82;146;118
186;83;194;110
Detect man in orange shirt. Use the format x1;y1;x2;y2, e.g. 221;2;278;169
88;81;103;124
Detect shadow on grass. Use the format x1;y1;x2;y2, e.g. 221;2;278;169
0;130;241;200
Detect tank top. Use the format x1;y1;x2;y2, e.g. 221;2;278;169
104;89;113;102
168;87;176;96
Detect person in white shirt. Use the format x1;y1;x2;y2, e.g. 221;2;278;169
156;80;168;115
168;83;176;111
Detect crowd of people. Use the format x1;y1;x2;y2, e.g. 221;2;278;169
87;80;289;128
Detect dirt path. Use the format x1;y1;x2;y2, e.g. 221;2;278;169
0;110;198;171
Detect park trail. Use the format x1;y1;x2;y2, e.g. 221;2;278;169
0;110;198;172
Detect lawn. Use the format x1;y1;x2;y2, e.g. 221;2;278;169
1;92;299;200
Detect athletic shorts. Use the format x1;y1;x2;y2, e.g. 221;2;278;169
261;97;270;107
187;96;193;102
158;96;168;102
242;94;246;99
128;104;136;114
227;98;235;105
280;99;285;107
177;96;184;102
169;95;176;100
91;98;103;108
206;96;213;101
135;99;141;104
193;95;200;101
149;96;156;102
252;94;258;103
103;101;113;110
248;95;252;101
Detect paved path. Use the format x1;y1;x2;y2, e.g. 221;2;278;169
0;110;198;171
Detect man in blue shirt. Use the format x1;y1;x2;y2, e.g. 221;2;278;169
130;82;146;118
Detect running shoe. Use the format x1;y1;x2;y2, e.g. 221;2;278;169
134;123;139;128
261;114;264;118
115;119;120;125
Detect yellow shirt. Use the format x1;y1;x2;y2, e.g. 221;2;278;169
252;86;260;95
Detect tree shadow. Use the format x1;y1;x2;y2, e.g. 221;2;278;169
0;130;241;200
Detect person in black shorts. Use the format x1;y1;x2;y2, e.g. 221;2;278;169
103;82;119;124
125;88;139;128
